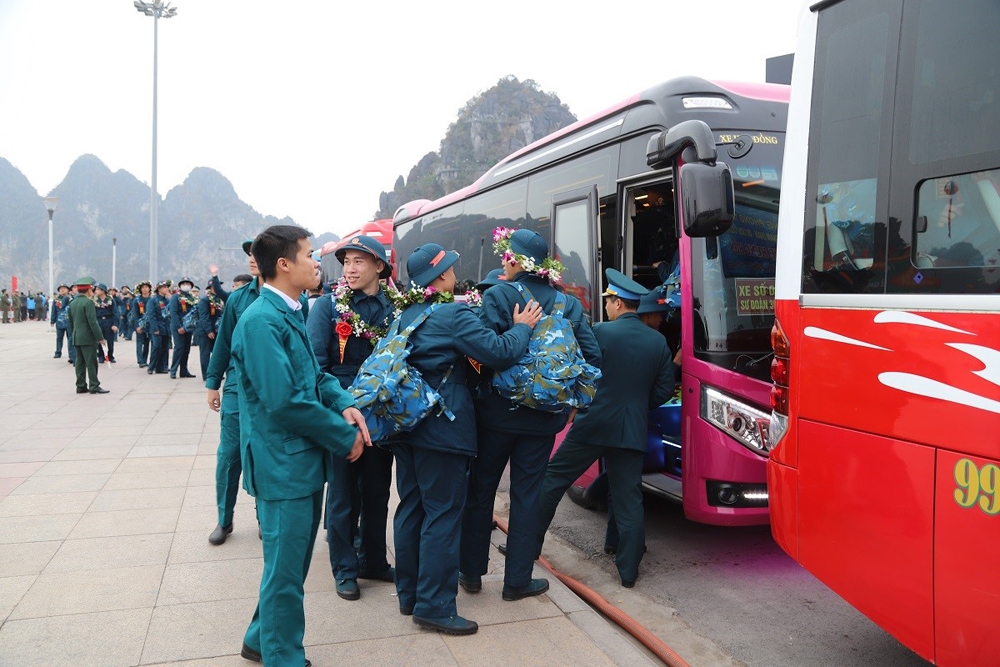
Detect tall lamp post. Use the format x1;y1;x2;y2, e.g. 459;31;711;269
43;197;58;307
112;237;118;289
134;0;178;283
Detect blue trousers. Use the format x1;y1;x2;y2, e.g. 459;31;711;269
55;324;75;362
460;429;554;587
169;330;192;375
325;445;393;580
149;332;169;372
135;331;150;366
215;391;242;527
392;443;470;619
197;334;214;380
244;490;322;667
536;442;646;584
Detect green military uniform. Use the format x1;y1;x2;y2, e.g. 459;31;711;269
67;279;106;394
231;285;357;666
535;270;675;586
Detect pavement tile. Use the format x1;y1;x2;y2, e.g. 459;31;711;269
89;486;186;512
0;607;151;667
79;424;148;437
0;448;61;464
303;588;424;645
5;427;83;440
9;563;164;619
0;436;75;451
145;421;206;435
452;574;563;626
103;470;191;491
68;506;181;539
0;477;26;497
45;533;173;573
51;445;133;461
157;558;262;605
0;541;62;577
187;467;217;486
137;432;204;447
442;616;618;667
67;434;139;449
0;491;97;517
306;633;457;665
0;513;81;544
34;459;120;476
117;455;196;473
193;454;217;470
128;444;200;458
168;529;263;564
0;574;36;623
0;462;45;478
140;597;258;665
183;484;220;507
9;472;111;495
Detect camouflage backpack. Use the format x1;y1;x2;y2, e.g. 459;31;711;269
349;303;455;443
491;283;602;413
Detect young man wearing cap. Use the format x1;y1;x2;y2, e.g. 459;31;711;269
392;243;541;636
168;277;198;379
93;284;118;363
205;239;263;545
131;282;152;367
230;224;367;667
459;228;601;603
51;284;76;364
67;278;109;394
144;281;172;374
306;234;397;601
535;269;676;588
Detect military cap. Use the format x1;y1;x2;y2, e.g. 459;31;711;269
407;243;459;288
509;229;548;264
95;283;108;293
637;287;673;314
241;239;253;256
476;268;505;291
73;276;96;288
336;234;392;279
601;268;648;301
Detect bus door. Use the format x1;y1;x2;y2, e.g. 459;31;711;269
550;186;600;322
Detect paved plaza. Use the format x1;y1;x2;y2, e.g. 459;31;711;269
0;323;657;666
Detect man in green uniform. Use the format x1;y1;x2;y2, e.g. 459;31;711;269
67;277;109;394
232;225;367;666
534;269;674;587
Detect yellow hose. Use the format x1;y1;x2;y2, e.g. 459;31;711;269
493;514;693;667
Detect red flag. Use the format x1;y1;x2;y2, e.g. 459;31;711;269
11;276;17;292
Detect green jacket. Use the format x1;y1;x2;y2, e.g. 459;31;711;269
565;312;676;452
67;295;103;346
231;287;356;501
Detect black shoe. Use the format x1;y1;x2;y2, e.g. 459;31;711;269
53;354;61;359
68;359;74;364
147;368;154;374
169;372;176;379
109;358;116;363
209;523;233;545
76;388;88;394
413;614;478;636
604;545;617;555
138;362;147;368
502;578;549;601
399;604;414;616
180;372;196;378
240;643;262;662
90;387;110;394
335;578;360;601
458;572;481;593
155;370;168;374
622;578;636;589
358;566;395;583
497;543;507;556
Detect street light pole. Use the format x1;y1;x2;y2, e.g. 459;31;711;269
134;0;178;283
43;197;58;308
112;237;118;288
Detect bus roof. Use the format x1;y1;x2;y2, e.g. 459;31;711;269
393;76;789;224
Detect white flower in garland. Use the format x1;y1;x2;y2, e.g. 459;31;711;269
492;226;565;286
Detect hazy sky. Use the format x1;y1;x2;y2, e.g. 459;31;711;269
0;0;804;240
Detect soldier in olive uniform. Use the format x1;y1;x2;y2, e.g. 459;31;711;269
67;277;109;394
534;269;675;588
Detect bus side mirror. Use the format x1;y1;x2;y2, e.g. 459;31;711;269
680;161;735;237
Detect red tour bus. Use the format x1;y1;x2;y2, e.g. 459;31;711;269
768;1;1000;664
393;76;788;526
319;219;395;285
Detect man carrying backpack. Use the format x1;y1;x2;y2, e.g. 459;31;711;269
534;269;676;588
459;228;601;602
306;234;397;602
390;242;541;636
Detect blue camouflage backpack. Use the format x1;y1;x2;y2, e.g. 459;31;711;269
491;283;602;413
56;297;71;327
349;304;455;443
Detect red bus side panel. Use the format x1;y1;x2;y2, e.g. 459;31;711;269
935;450;1000;667
767;460;798;558
798;420;935;663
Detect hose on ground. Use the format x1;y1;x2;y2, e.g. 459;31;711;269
493;514;692;667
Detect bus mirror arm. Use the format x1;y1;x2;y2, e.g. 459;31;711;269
645;120;718;168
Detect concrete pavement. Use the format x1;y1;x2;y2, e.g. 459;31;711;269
0;322;659;667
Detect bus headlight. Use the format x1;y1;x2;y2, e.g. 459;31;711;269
701;386;771;455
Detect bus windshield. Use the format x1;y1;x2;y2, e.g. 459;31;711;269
692;132;783;382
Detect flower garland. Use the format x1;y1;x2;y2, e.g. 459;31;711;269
492;226;565;285
390;283;456;310
332;279;394;354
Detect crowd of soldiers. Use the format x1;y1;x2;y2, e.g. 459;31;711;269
0;288;48;323
46;225;678;665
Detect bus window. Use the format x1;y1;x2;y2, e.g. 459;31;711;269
551;187;598;320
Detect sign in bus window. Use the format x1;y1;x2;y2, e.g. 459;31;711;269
914;170;1000;270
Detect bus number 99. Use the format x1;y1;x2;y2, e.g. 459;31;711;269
954;458;1000;516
